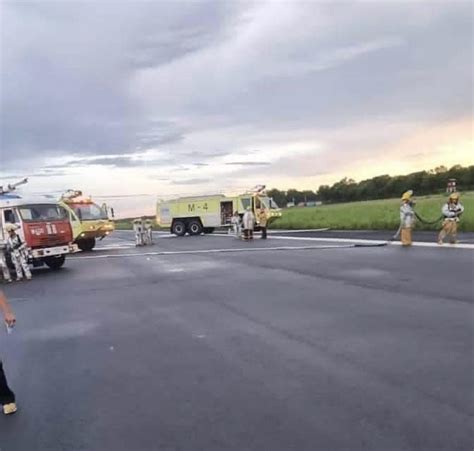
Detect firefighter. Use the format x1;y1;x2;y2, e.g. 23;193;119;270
438;192;464;245
400;190;416;247
258;207;268;239
0;290;17;415
144;219;153;245
231;211;242;239
242;207;255;240
0;241;12;283
5;224;32;281
132;218;145;246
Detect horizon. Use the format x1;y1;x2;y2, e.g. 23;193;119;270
2;162;471;219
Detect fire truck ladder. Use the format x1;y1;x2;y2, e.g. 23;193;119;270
0;178;28;195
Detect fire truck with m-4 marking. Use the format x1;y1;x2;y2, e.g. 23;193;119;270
157;185;282;236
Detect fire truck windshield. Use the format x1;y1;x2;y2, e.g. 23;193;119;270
19;204;68;222
72;203;108;221
261;197;279;209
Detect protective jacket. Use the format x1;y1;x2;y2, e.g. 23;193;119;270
441;202;464;222
258;211;268;228
231;215;241;226
6;234;26;253
400;203;415;228
242;211;255;230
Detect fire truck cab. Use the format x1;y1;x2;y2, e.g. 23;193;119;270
59;190;115;251
0;193;78;270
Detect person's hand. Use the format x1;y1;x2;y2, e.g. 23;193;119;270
4;312;16;328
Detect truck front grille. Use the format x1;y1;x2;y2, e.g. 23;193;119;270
32;235;68;249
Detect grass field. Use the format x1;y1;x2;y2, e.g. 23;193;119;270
113;193;474;232
272;192;474;232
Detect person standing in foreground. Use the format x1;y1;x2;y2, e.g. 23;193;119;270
258;207;268;239
0;240;12;283
144;219;154;245
438;192;464;245
231;211;242;239
5;224;32;281
242;207;255;240
133;218;145;246
400;190;416;247
0;289;17;415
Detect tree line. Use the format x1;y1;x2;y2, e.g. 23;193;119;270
267;165;474;206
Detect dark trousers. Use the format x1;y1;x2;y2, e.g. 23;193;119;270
0;361;15;405
261;227;267;239
243;229;254;240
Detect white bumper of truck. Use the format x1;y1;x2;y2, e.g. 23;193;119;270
30;243;79;259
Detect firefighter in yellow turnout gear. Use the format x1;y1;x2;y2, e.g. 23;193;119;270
399;190;416;246
438;192;464;245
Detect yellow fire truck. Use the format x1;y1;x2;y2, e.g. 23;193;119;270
60;190;115;251
156;186;281;236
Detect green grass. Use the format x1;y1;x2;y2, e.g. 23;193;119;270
271;192;474;232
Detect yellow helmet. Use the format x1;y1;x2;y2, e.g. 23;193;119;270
449;192;460;201
401;190;413;201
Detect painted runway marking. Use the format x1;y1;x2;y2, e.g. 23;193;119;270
211;233;474;249
94;236;177;251
69;244;354;260
269;228;330;233
213;228;329;235
211;234;388;245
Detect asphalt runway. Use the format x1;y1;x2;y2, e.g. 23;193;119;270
0;231;473;451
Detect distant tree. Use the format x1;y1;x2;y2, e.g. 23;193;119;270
268;165;473;205
434;165;448;174
266;189;287;207
284;189;300;205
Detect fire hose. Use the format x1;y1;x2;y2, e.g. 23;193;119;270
414;212;445;225
391;212;445;241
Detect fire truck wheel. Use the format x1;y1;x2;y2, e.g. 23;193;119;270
77;238;96;251
44;255;66;270
188;220;203;235
172;221;186;236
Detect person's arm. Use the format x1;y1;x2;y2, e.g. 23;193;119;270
400;205;406;222
442;203;455;218
0;290;16;327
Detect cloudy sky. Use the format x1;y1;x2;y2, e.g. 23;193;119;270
1;0;472;216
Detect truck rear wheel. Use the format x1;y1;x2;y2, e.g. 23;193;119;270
77;238;96;251
172;220;186;236
44;255;66;270
188;220;203;235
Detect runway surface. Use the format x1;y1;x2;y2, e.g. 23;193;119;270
1;230;473;450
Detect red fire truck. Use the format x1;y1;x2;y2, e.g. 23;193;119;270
0;180;78;270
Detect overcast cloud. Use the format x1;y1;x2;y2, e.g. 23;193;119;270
0;0;472;215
